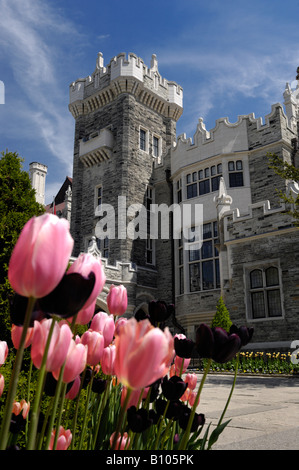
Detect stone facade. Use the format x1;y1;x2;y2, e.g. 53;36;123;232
69;53;182;318
69;52;299;349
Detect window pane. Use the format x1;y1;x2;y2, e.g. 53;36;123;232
204;168;210;178
192;172;197;182
153;136;159;157
211;175;220;192
189;263;201;292
201;240;213;259
186;174;191;184
199;179;210;195
179;267;184;294
187;183;198;199
211;165;216;176
179;248;183;265
266;267;279;286
229;172;243;187
250;269;263;289
213;221;218;238
217;163;222;174
228;161;235;171
203;223;212;239
198;170;203;180
140;129;146;150
215;259;220;288
267;289;282;317
177;189;182;203
189;247;200;261
236;160;243;170
251;292;265;318
202;260;214;290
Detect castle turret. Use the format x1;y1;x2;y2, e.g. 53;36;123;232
29;162;48;205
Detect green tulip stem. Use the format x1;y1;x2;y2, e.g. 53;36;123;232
111;386;132;450
217;353;239;428
78;368;95;450
0;296;35;450
154;400;170;449
92;376;111;449
27;317;56;449
179;358;212;450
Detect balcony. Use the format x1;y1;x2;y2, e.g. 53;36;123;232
79;128;114;167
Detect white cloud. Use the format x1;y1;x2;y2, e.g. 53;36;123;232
0;0;78;174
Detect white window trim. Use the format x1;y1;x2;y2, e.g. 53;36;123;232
243;259;284;322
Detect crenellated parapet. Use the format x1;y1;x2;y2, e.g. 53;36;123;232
172;103;295;176
69;52;183;121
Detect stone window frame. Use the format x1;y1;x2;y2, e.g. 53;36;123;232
145;185;155;266
94;184;103;216
152;133;162;163
139;126;149;153
244;259;284;322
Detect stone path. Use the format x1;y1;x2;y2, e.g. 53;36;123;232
193;372;299;450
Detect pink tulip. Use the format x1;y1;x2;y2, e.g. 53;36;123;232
52;339;87;383
67;253;106;309
188;390;198;407
180;387;191;402
8;214;74;298
174;355;191;374
114;318;174;390
81;329;104;366
11;324;34;349
184;373;197;390
68;299;96;326
0;374;4;397
114;317;128;335
90;311;115;347
0;341;8;366
49;426;72;450
65;375;81;400
107;284;128;316
110;432;130;450
12;399;30;419
101;344;116;375
31;319;72;372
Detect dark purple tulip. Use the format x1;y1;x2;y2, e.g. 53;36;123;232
196;324;242;364
92;378;107;394
179;408;205;432
230;325;254;346
195;324;215;358
148;300;174;324
44;372;74;397
39;272;95;318
174;336;195;358
10;294;48;326
127;407;153;433
162;375;187;401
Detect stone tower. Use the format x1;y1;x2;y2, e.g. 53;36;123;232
69;52;183;314
29;161;48;205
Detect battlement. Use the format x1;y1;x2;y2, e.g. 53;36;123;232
172;103;293;175
69;52;183;118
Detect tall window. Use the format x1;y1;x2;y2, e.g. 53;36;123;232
178;236;184;294
176;179;182;203
139;128;148;152
146;186;154;265
187;221;220;292
153;136;160;157
248;265;282;319
228;160;243;187
94;185;102;216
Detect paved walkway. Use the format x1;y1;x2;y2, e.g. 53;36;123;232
193;372;299;450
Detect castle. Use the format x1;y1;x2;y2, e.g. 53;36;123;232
33;52;299;351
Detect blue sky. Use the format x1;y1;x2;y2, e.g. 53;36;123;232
1;0;299;204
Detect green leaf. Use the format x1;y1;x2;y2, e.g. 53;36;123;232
207;419;231;449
